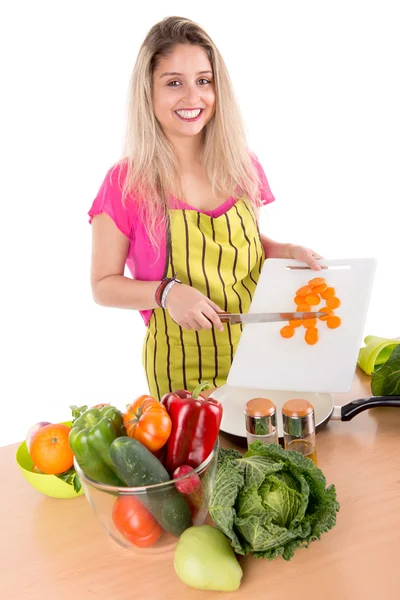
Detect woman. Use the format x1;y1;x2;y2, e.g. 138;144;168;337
89;16;322;399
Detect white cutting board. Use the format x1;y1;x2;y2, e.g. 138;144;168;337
227;258;377;393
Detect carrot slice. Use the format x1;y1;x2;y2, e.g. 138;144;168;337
305;294;320;306
303;318;317;328
320;287;335;299
308;277;326;287
296;285;312;296
289;319;303;328
305;327;319;345
280;325;295;338
294;295;306;306
326;296;341;309
312;283;328;294
319;306;333;320
327;316;341;329
296;303;311;312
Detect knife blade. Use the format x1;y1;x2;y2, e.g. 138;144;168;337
218;311;329;325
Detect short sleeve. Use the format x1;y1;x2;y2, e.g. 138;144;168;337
88;163;134;240
251;153;276;206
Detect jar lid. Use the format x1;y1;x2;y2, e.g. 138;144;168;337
282;399;314;417
245;398;276;417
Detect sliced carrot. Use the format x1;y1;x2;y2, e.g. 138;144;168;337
320;286;335;299
303;318;317;328
294;295;306;306
308;277;326;287
326;296;341;309
312;283;328;294
296;285;312;296
318;306;333;320
327;316;341;329
305;327;319;345
305;294;320;306
289;319;303;328
280;325;295;338
296;303;311;312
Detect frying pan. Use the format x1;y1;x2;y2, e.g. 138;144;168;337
210;384;400;439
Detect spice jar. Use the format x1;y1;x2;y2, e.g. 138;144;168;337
282;399;317;465
244;398;278;447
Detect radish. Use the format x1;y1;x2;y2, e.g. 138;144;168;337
173;465;201;495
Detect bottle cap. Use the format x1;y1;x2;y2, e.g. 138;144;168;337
245;398;276;417
282;399;314;418
244;398;276;436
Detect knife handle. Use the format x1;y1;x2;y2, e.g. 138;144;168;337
217;311;232;323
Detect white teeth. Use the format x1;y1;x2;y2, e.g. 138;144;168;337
176;109;201;119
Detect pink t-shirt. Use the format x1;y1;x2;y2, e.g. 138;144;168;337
88;155;275;325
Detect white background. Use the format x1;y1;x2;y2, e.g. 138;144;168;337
1;1;399;446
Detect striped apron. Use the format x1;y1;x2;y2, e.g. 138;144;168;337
142;198;265;399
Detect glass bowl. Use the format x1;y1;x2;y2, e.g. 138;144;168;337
74;440;219;554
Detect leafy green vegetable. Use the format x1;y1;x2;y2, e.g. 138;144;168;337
209;443;339;561
358;336;398;375
57;467;82;493
70;404;89;423
371;344;400;396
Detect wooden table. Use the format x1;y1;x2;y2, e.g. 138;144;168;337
2;368;399;600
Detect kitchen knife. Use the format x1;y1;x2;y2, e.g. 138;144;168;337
218;311;329;325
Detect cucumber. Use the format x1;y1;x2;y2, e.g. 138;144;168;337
110;437;192;537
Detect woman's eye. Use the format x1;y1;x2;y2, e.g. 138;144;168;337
167;81;181;87
198;78;211;85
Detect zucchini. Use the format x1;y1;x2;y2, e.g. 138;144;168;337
110;437;192;537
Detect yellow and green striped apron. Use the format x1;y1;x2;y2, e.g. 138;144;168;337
142;198;265;399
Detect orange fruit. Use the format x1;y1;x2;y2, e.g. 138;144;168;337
30;424;74;474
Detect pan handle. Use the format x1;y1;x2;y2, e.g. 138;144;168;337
340;396;400;421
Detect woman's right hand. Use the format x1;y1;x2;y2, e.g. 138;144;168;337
165;284;224;332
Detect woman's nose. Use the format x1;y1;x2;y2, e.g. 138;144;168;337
182;84;201;105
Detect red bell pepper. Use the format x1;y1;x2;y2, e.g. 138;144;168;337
160;382;223;473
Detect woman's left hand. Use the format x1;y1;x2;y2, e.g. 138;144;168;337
288;244;324;271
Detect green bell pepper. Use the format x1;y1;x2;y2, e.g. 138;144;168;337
69;405;126;486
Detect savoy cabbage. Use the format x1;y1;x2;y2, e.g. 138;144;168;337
209;442;339;561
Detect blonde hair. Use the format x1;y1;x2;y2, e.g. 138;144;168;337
117;16;262;248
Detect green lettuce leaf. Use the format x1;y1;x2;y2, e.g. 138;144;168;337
371;344;400;395
209;442;339;561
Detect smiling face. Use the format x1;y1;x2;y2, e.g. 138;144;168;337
152;44;216;143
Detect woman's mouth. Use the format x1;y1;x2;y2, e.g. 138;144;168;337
174;108;204;122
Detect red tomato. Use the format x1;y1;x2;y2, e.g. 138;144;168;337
112;496;162;548
123;395;172;452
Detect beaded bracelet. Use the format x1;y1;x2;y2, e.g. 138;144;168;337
161;279;180;308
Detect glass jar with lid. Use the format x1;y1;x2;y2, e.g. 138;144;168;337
282;399;317;465
244;398;278;447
